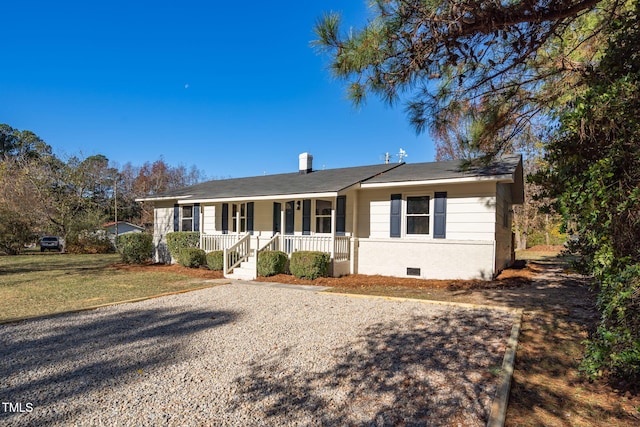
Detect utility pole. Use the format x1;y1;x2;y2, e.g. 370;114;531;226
114;177;118;238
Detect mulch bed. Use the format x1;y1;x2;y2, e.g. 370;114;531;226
114;259;536;290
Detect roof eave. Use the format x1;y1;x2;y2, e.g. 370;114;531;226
360;173;516;189
135;195;191;202
182;191;341;204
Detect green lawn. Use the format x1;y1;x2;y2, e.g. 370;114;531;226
0;254;217;321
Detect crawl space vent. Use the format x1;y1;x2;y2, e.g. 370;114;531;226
406;267;421;276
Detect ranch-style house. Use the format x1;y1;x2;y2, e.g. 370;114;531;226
138;153;524;281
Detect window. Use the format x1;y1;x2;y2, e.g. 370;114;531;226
232;203;246;232
406;196;430;235
181;206;193;231
315;200;332;233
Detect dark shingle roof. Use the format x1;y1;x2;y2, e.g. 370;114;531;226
146;163;402;201
139;155;522;202
363;155;522;184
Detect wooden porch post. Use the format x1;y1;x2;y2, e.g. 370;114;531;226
280;204;285;252
235;207;240;234
330;199;336;260
350;191;358;275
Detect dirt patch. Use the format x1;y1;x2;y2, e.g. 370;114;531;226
525;244;565;252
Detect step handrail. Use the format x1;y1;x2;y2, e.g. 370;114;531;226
257;233;280;254
223;233;251;275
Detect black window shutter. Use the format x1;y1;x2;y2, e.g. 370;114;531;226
221;203;229;234
336;195;346;236
173;204;180;232
247;202;254;234
273;202;281;235
390;194;402;238
193;203;200;232
433;192;447;239
302;199;311;235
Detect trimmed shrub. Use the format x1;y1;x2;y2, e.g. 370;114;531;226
177;247;206;268
206;250;224;270
289;251;330;280
166;232;200;261
257;251;288;277
116;233;153;264
206;250;240;271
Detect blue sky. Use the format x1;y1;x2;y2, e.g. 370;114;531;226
2;1;435;179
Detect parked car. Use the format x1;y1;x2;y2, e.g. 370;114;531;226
40;236;63;252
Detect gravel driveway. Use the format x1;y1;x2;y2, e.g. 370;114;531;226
0;282;515;426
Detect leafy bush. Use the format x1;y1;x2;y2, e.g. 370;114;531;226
206;251;224;270
116;233;153;264
289;251;330;280
0;207;36;255
177;247;206;268
526;229;567;248
257;251;288;277
206;250;239;271
166;232;200;262
581;263;640;380
66;234;115;254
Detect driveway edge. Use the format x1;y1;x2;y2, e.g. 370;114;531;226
0;280;229;325
487;308;523;427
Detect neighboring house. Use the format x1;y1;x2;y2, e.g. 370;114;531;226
137;153;524;281
102;221;145;244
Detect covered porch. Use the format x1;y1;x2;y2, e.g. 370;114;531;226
192;194;357;279
200;231;352;280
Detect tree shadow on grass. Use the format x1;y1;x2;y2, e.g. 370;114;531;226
231;310;514;426
0;306;239;425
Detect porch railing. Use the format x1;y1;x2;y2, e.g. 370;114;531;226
200;233;243;252
333;236;350;262
279;234;350;262
201;232;351;266
223;233;251;275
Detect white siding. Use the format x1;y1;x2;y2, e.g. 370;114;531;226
368;198;391;238
202;205;216;233
358;182;497;241
253;200;275;234
153;202;174;263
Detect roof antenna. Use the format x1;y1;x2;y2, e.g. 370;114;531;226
380;152;391;164
397;148;408;163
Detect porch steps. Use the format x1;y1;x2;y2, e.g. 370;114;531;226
226;255;257;280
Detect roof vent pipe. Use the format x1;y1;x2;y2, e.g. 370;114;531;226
299;152;313;174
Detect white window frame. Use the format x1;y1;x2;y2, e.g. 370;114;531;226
403;192;433;238
232;203;247;233
314;199;332;234
181;205;194;231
